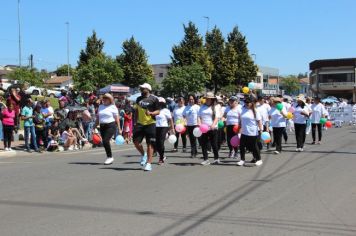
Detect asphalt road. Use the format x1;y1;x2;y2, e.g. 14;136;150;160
1;127;356;236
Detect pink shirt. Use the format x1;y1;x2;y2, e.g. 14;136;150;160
2;108;16;126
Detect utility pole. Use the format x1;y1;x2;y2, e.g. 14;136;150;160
65;22;70;77
203;16;210;33
18;0;22;67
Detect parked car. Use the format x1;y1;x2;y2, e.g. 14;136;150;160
44;88;61;98
0;78;12;91
25;86;43;95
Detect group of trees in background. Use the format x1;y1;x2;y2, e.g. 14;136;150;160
163;22;257;96
6;21;260;96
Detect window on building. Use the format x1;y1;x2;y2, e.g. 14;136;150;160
319;73;355;83
159;73;164;78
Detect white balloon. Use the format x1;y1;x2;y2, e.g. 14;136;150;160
168;135;177;144
193;127;202;137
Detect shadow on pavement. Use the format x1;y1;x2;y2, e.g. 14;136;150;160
100;167;142;171
68;162;102;165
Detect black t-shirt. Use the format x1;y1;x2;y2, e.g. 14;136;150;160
135;95;159;125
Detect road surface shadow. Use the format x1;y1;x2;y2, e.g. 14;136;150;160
68;162;102;165
169;162;201;166
100;167;142;171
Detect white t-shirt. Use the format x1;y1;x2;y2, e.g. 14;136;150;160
310;103;327;124
293;106;309;124
198;105;217;127
156;108;172;127
269;107;287;128
183;104;200;126
224;106;242;126
282;102;291;112
61;130;69;142
257;103;270;125
98;104;119;124
240;107;262;136
173;106;185;122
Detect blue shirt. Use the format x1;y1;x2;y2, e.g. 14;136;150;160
21;106;34;127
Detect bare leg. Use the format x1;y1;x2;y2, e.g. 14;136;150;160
147;144;154;164
134;141;145;156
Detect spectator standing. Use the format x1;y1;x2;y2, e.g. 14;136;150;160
21;99;40;153
1;101;15;151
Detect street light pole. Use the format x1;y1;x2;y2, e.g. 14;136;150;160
203;16;210;33
17;0;22;67
65;22;70;77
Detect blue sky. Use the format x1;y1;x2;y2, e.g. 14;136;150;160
1;0;356;75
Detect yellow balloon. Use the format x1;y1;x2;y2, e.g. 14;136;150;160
242;87;250;94
286;112;293;119
200;98;206;104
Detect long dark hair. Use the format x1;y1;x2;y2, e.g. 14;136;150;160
245;96;257;119
206;98;217;120
187;94;197;104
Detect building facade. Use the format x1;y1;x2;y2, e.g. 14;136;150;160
257;66;280;95
152;64;169;85
310;58;356;102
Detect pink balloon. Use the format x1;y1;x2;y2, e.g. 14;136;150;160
288;107;295;113
199;124;209;134
230;135;240;147
175;124;184;133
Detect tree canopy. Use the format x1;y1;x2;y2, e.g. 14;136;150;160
7;67;46;87
281;75;301;95
78;31;105;68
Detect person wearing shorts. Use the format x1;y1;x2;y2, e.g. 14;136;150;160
133;83;160;172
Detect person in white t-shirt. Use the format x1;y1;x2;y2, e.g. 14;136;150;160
268;97;287;154
257;96;271;149
198;92;220;166
183;95;200;158
94;93;122;165
172;97;187;152
310;97;327;144
282;98;291;143
237;96;263;167
155;97;175;164
223;96;241;158
293;96;310;152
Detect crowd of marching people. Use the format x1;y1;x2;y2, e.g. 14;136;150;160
1;82;334;172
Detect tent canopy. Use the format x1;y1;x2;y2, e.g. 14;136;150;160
99;83;130;94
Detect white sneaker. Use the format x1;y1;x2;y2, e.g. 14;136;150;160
144;163;152;171
212;159;221;165
229;151;234;158
296;148;300;152
201;160;211;166
300;148;304;152
274;151;280;154
4;148;9;151
255;160;263;166
237;160;245;166
8;148;14;152
233;152;239;159
67;147;74;151
104;157;114;165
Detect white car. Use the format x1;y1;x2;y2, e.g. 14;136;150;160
45;88;61;98
25;86;43;95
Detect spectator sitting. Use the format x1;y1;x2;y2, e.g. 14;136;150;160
61;125;77;151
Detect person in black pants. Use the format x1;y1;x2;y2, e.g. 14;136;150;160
183;95;200;158
94;93;122;165
198;92;220;165
1;101;16;151
237;96;263;166
293;96;310;152
311;123;322;143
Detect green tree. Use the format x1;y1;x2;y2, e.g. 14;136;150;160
7;67;44;86
171;21;212;78
162;64;207;97
205;26;238;93
55;65;76;76
78;31;105;68
74;56;124;91
227;26;257;86
281;75;301;94
117;36;154;88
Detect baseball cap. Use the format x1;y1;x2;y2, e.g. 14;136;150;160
139;83;152;91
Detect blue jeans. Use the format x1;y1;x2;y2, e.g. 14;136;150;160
83;121;94;141
24;126;38;151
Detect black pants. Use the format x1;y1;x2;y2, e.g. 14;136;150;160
282;127;288;143
201;129;219;160
3;125;14;148
294;123;306;148
156;127;169;159
240;134;261;161
272;127;284;152
217;127;226;150
226;125;238;153
35;128;47;148
100;122;117;158
312;123;322;142
187;126;198;156
174;126;187;149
